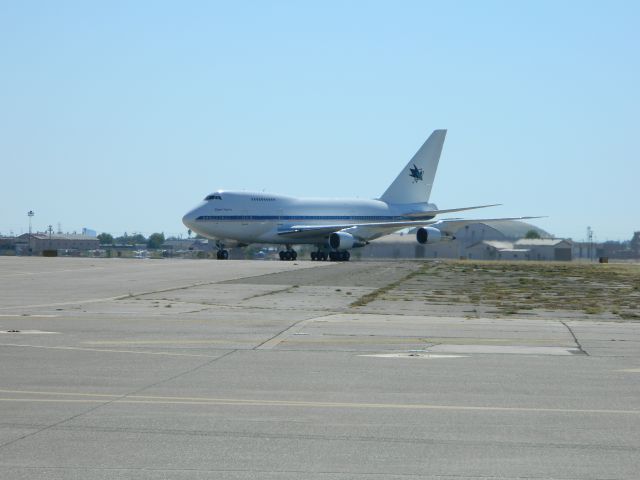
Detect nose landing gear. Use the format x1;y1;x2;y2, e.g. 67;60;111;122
215;242;229;260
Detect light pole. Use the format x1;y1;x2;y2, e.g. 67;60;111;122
27;210;34;255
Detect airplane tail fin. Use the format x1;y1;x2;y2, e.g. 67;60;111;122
380;129;446;204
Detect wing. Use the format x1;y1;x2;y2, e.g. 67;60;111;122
277;203;504;240
278;216;544;242
277;220;432;240
426;217;544;236
403;203;500;219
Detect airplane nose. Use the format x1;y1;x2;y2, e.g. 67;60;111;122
182;209;197;229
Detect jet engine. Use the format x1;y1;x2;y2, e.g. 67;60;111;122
329;232;355;250
416;226;443;244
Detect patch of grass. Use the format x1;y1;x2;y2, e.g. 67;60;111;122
583;305;603;315
350;264;426;307
346;260;640;319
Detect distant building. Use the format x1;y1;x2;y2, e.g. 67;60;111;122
466;239;573;261
161;239;195;251
515;238;572;261
16;233;99;254
0;236;17;252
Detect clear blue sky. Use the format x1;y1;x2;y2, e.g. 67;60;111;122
1;1;638;241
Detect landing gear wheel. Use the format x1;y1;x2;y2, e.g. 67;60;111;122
279;249;297;261
315;251;327;261
217;250;229;260
329;251;350;262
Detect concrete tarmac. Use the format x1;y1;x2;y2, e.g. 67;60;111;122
0;257;638;479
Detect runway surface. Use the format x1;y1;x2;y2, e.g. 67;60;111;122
0;257;638;479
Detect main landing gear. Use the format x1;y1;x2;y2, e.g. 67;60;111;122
310;251;327;261
311;250;350;262
329;250;350;262
279;247;297;261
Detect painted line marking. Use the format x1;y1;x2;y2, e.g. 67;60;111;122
0;330;59;335
278;336;574;346
0;295;125;311
0;267;105;278
84;339;258;346
359;353;469;359
0;343;222;358
0;389;637;415
0;314;59;318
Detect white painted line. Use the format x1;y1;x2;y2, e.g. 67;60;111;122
429;344;582;356
0;330;59;334
360;353;469;359
0;343;220;358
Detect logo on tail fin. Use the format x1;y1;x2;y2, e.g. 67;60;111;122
409;164;423;183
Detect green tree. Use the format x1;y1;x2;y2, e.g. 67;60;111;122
147;232;165;249
524;229;541;239
97;233;114;245
115;233;147;245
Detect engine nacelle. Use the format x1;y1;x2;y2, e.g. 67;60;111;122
329;232;355;250
416;226;443;244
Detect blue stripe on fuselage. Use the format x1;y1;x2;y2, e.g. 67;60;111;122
194;215;421;221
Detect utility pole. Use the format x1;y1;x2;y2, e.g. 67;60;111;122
48;225;53;250
27;210;34;255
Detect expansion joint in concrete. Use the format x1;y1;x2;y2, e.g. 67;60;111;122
0;349;239;452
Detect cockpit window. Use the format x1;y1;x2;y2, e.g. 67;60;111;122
205;194;222;200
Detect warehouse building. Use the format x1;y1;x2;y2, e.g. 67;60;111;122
466;238;573;261
16;233;99;255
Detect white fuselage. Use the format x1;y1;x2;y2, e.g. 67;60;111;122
182;190;436;246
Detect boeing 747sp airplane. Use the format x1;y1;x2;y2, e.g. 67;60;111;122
182;130;536;261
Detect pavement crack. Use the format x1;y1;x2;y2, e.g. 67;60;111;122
560;320;589;355
243;285;296;300
253;316;323;350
